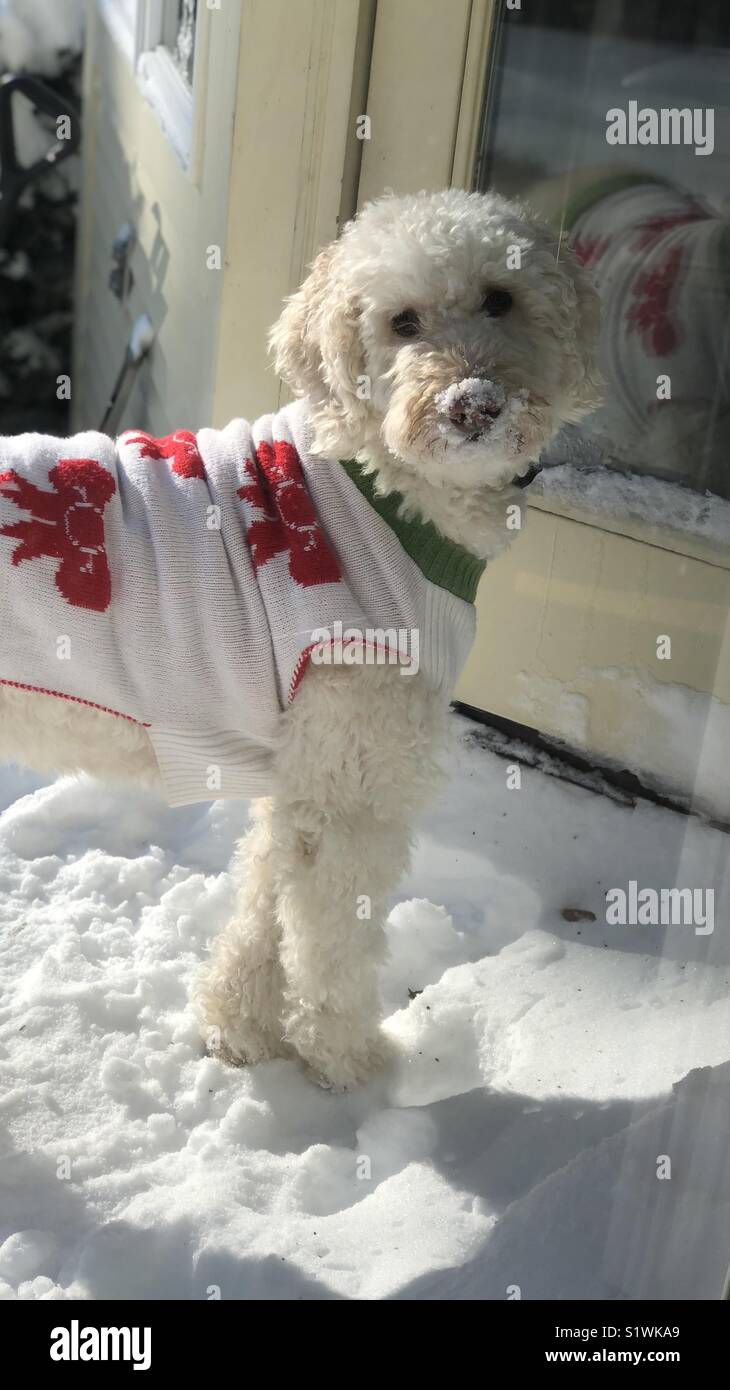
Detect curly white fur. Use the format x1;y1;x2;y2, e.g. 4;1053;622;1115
0;189;600;1089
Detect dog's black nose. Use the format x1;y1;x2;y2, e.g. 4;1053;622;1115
447;397;501;437
436;377;505;440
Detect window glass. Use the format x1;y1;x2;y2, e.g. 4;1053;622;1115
477;0;730;499
165;0;198;87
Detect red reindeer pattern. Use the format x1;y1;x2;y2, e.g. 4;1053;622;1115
625;244;685;357
122;430;206;479
572;233;611;269
238;439;341;587
632;208;706;252
0;458;117;611
1;432;338;618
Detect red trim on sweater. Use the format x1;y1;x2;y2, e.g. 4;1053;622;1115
0;678;149;726
288;638;414;701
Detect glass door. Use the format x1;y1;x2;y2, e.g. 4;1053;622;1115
359;0;730;1301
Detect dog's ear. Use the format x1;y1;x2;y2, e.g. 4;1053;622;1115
554;240;604;422
269;244;338;399
269;241;370;445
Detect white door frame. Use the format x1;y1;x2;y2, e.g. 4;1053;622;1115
358;0;496;205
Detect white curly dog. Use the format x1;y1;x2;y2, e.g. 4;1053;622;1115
0;189;600;1089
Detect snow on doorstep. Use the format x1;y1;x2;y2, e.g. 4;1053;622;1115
594;669;730;823
1;718;730;1300
508;664;730;823
535;462;730;551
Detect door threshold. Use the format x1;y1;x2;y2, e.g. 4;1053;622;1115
453;703;730;834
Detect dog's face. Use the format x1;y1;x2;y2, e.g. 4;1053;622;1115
270;189;601;493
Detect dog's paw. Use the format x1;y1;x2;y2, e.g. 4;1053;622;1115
199;1018;291;1068
290;1021;393;1092
193;954;290;1068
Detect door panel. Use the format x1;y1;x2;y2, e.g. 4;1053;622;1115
359;0;730;811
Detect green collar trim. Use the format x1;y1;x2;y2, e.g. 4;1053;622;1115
339;458;486;605
563;172;665;231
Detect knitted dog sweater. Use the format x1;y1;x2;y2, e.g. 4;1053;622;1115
0;401;484;805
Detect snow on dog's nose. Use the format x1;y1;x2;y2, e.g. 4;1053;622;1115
435;378;505;440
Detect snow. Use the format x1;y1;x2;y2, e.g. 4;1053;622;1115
435;379;506;418
2;327;61;373
128;313;155;362
508;663;730;825
0;1;84;77
435;379;529;454
1;717;729;1300
597;669;730;823
536;462;730;553
0;3;84;437
173;0;197;85
0;2;83;177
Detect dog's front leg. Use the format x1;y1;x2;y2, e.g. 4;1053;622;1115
194;798;290;1065
270;662;443;1090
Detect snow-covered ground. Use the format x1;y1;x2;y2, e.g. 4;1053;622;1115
0;0;84;76
1;717;729;1301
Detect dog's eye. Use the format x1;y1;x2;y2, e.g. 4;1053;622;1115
482;288;513;318
391;309;421;338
